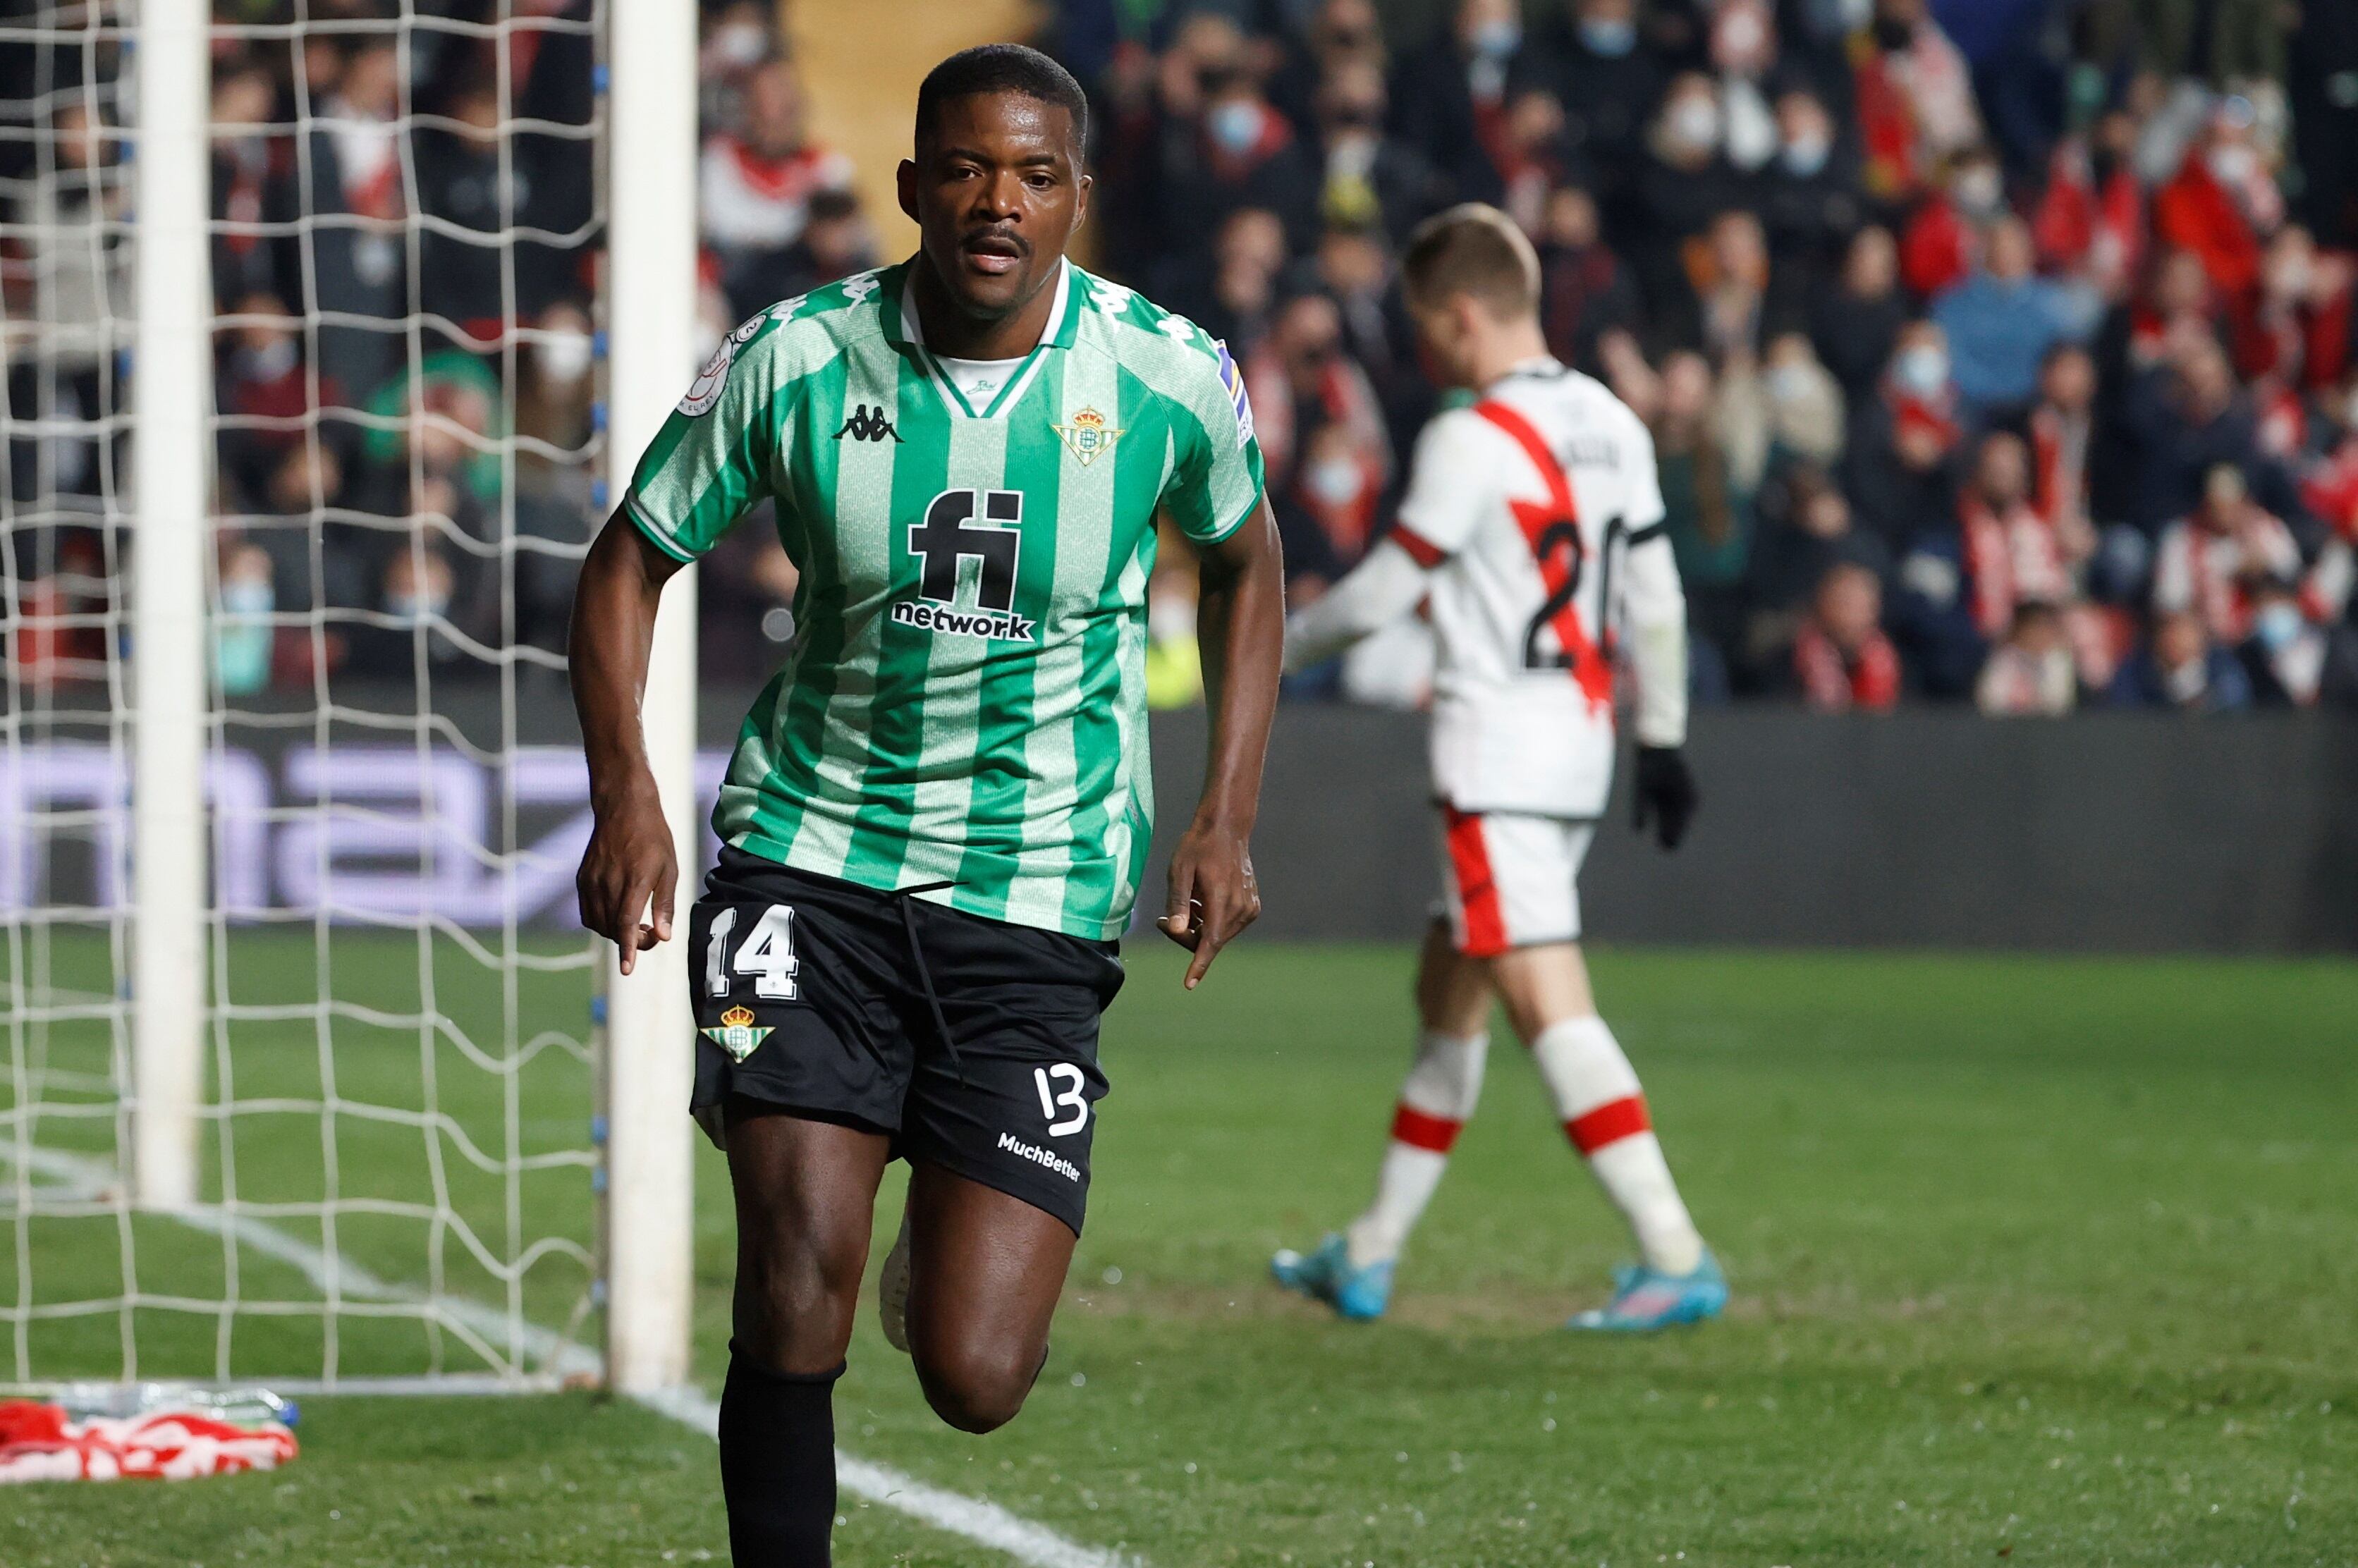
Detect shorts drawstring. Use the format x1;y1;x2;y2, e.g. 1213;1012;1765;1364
892;881;967;1084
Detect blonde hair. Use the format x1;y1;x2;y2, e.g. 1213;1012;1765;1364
1400;202;1541;321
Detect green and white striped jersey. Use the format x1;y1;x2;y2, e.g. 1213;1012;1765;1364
626;259;1266;941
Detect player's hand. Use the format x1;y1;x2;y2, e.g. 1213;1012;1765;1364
1631;745;1699;852
1158;819;1262;990
576;780;678;974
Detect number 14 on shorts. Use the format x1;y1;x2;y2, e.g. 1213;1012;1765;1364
705;905;801;1000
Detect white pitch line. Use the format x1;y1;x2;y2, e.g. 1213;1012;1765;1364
1;1144;1137;1568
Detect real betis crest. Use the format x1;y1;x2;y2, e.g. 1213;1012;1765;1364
1052;406;1124;467
701;1005;773;1062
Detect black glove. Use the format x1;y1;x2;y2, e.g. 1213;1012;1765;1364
1632;745;1699;851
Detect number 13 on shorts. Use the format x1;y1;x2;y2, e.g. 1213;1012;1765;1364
1034;1064;1088;1136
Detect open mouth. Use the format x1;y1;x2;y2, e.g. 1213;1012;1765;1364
961;231;1025;277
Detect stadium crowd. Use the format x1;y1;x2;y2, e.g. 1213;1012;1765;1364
9;0;2358;716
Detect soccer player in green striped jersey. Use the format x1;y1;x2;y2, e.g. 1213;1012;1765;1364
570;44;1283;1566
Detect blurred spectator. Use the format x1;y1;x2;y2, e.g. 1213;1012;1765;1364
1761;87;1862;279
1269;0;1388;134
1703;0;1781;176
1309;59;1447;245
216;293;328;507
1744;469;1890;678
1633;75;1738;325
2032;108;2145;298
1388;0;1522;207
699;0;781;131
1243;290;1391;503
1852;0;1982;202
214;540;278;697
2029;343;2099;563
2231;226;2357;396
2122;331;2276;532
1976;600;2077;716
1811;226;1909;403
1524;0;1664;186
1790;561;1902;711
1655;352;1751;660
1888;429;2059;698
1931;215;2101;414
1898;142;2005;299
302;37;406;403
2109;608;2253;709
2151;462;2302;644
1845;319;1966;549
723;188;882;321
1536;185;1639;374
1692;209;1772;367
700;61;855;280
1158;16;1321;255
1168;207;1287;350
2153;98;2283;295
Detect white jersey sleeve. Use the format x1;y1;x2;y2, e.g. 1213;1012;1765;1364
1391;408;1511;563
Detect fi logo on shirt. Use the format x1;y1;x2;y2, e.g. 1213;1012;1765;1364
891;488;1038;644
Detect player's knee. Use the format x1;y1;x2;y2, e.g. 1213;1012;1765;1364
1402;1028;1489;1121
911;1333;1043;1435
735;1226;866;1371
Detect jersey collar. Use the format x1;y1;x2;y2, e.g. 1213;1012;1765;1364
889;257;1078;419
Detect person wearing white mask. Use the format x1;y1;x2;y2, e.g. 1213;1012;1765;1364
1532;0;1664;171
1707;0;1780;173
1389;0;1525;204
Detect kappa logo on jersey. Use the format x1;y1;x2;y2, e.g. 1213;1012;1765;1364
895;487;1037;642
1214;339;1254;448
1051;406;1123;467
700;1005;773;1062
833;404;900;443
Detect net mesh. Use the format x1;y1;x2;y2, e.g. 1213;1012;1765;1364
2;0;612;1390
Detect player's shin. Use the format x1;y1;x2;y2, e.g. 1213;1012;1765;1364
1345;1028;1489;1268
718;1351;845;1566
1529;1015;1704;1277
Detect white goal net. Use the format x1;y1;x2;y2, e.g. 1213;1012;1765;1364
0;0;672;1393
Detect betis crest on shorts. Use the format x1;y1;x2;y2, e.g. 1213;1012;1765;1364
702;1005;773;1062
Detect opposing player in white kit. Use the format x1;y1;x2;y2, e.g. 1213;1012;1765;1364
1271;205;1724;1331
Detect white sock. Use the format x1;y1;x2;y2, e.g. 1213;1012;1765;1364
1529;1015;1704;1277
1344;1029;1487;1268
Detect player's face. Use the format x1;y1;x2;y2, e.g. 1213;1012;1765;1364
901;93;1089;321
1409;299;1477;391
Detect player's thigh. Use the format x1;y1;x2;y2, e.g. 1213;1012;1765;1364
901;1160;1076;1397
722;1103;894;1371
1436;809;1591;959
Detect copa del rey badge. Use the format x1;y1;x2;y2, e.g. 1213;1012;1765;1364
702;1005;773;1062
1053;406;1123;466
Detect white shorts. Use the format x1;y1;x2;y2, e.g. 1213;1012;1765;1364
1434;806;1594;957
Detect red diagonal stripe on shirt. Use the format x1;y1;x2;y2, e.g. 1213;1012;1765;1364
1470;399;1613;712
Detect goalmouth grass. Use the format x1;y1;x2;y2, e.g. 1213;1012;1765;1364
4;940;2352;1565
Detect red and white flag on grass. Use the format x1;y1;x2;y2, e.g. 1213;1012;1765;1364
0;1402;296;1483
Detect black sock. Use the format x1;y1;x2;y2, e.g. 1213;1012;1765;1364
718;1346;843;1567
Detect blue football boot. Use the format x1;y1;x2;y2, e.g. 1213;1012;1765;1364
1565;1248;1728;1332
1271;1233;1393;1321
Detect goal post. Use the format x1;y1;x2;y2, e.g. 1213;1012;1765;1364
600;0;702;1396
128;0;215;1214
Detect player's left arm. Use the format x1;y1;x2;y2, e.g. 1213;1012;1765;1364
1161;498;1285;988
1618;415;1699;850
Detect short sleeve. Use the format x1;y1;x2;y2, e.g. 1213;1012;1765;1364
624;314;786;563
1159;338;1267;546
1392;408;1507;561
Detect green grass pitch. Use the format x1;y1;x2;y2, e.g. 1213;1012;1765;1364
3;936;2352;1565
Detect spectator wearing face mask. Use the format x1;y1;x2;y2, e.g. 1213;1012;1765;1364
1930;214;2101;415
1524;0;1664;197
1537;185;1641;375
216;292;334;507
2236;574;2358;706
2151;462;2303;644
1242;289;1391;507
1705;0;1784;175
1269;0;1388;135
214;540;279;697
1789;561;1902;711
699;1;778;132
1843;318;1967;549
303;38;405;404
2108;607;2252;710
1747;331;1848;475
1853;0;1982;202
1760;88;1862;279
1388;0;1523;205
1161;42;1321;257
347;542;468;680
1899;143;2006;300
1974;600;2076;716
1275;419;1388;594
1635;75;1740;327
2155;99;2285;298
1810;225;1910;401
1311;60;1448;245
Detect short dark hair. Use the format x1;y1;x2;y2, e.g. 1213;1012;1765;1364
915;44;1089;158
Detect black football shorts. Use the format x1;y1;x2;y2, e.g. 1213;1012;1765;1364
685;846;1125;1235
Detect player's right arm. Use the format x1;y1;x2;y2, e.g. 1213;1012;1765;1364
573;310;788;968
1284;408;1499;670
570;515;690;972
